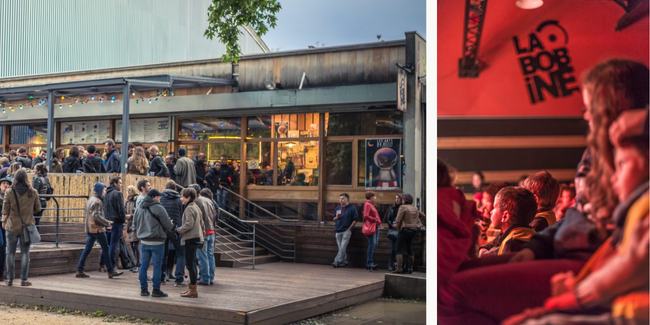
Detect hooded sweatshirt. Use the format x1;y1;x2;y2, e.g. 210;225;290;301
132;195;174;245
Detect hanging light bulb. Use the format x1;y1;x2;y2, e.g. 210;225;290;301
61;96;65;100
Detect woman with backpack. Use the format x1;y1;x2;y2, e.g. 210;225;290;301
32;163;52;228
1;169;42;286
62;146;82;173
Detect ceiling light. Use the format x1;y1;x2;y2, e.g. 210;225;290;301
516;0;543;9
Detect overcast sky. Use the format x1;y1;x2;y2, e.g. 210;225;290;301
262;0;427;51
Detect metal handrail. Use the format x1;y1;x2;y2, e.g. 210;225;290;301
214;207;258;269
220;186;297;223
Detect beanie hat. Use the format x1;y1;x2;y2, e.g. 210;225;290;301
94;182;106;196
147;189;162;198
178;148;186;157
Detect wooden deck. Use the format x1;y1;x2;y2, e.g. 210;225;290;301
0;262;386;325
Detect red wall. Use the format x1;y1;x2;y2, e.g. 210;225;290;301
437;0;649;117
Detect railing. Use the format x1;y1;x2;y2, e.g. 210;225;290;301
217;186;297;262
35;195;89;248
214;207;258;269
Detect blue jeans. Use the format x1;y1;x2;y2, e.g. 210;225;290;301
217;188;229;211
107;223;123;268
197;233;215;283
78;233;112;272
139;243;164;291
5;230;30;281
366;230;379;268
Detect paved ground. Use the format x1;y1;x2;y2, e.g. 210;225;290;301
0;298;427;325
291;299;427;325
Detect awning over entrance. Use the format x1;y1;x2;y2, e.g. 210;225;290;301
0;75;234;101
0;75;235;173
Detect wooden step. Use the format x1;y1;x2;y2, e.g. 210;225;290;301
214;247;267;261
216;254;279;268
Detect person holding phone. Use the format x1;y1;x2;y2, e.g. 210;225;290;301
332;193;358;268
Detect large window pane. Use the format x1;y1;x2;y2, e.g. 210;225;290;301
178;117;242;141
358;140;366;187
207;143;240;165
278;141;319;186
325;142;352;185
247;116;272;138
10;125;47;145
246;142;273;185
273;113;319;139
325;110;403;136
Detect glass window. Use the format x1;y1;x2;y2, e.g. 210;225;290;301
247;116;273;138
178;117;242;141
10;124;47;145
246;142;273;185
325;142;352;185
61;121;111;145
273;113;319;139
278;141;319;186
207;143;240;166
325;110;403;136
358;140;365;187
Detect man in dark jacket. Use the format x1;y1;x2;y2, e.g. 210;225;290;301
148;146;169;177
193;153;207;188
30;149;46;170
83;145;107;173
165;155;176;182
217;156;234;211
14;147;32;169
104;139;121;173
159;182;186;286
102;176;126;271
204;163;220;196
132;189;174;297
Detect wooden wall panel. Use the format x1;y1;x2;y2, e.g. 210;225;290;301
295;225;425;269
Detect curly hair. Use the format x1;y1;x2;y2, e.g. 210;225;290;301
583;59;649;221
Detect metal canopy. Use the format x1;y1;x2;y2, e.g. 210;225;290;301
0;74;234;101
4;74;234;174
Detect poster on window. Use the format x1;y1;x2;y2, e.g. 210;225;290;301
365;138;402;190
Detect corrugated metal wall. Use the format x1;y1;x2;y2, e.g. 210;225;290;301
0;0;267;78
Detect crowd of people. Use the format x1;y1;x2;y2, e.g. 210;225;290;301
438;59;649;324
0;140;241;297
332;191;426;273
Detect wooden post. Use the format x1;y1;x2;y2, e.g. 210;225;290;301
317;113;325;222
239;117;247;219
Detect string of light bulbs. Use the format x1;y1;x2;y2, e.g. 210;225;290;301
0;89;174;114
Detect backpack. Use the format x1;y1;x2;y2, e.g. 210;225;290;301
62;157;79;173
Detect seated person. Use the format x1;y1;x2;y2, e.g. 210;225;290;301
476;181;509;246
553;183;576;222
479;187;538;257
522;171;560;232
437;159;480;285
504;124;650;325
